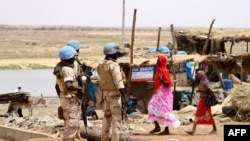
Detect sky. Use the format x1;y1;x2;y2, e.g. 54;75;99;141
0;0;250;28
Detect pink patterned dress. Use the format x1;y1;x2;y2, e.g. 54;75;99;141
148;85;181;127
148;54;181;128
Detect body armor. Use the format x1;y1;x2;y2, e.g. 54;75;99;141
97;62;117;90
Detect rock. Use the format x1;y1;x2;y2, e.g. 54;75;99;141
219;117;231;123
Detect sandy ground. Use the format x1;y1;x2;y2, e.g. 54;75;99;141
0;96;246;141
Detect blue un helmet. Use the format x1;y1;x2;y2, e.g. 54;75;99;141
59;46;77;60
103;42;119;55
67;40;81;51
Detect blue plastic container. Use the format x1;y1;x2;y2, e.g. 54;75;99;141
223;79;233;90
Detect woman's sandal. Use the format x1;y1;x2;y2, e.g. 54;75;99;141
208;130;217;135
185;130;194;135
158;131;170;135
149;128;161;134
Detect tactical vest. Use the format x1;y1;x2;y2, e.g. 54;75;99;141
53;61;75;79
97;62;117;90
54;65;78;96
56;77;67;94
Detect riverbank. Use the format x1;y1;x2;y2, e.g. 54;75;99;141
0;58;58;69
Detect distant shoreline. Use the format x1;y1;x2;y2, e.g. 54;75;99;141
0;58;58;70
1;24;249;31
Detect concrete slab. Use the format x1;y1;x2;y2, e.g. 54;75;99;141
0;125;52;141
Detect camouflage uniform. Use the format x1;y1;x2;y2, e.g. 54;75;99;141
56;65;81;141
97;60;125;141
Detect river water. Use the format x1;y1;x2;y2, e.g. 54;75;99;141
0;69;57;97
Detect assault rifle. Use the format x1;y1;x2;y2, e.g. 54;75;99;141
119;88;127;124
75;58;88;74
76;75;88;139
121;94;126;123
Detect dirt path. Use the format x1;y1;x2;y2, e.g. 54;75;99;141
0;97;247;141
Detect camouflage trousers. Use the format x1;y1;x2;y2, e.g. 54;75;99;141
60;96;81;141
101;94;121;141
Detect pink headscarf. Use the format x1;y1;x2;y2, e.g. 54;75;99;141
197;70;207;81
197;70;209;91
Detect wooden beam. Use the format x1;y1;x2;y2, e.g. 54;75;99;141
170;24;177;94
247;42;249;52
202;19;215;55
128;8;136;82
230;41;234;54
125;9;137;123
156;27;161;52
80;127;148;141
170;24;177;51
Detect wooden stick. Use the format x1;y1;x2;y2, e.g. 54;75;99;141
170;24;177;51
127;8;137;98
80;127;148;141
202;19;215;55
247;42;248;52
130;9;136;66
170;24;177;94
230;41;234;54
240;56;243;82
210;39;214;56
189;62;197;105
156;27;161;52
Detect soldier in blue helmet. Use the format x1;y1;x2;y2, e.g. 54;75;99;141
53;46;86;141
67;39;99;118
67;39;83;75
97;42;127;141
67;40;81;56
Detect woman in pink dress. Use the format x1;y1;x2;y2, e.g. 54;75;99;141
148;54;181;135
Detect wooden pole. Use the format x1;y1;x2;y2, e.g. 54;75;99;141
80;127;148;141
189;62;197;105
122;8;136;123
247;42;248;52
170;24;177;51
230;41;234;54
210;39;214;56
156;27;161;52
202;19;215;55
130;9;136;66
170;24;177;94
121;0;126;48
125;8;136;115
240;56;243;82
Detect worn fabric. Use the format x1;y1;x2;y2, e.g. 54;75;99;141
194;97;215;124
73;60;82;76
194;70;215;125
148;54;180;128
55;65;81;141
85;67;99;103
102;94;121;141
148;85;181;127
60;96;81;141
99;59;125;141
58;106;64;120
85;81;99;103
153;54;172;94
